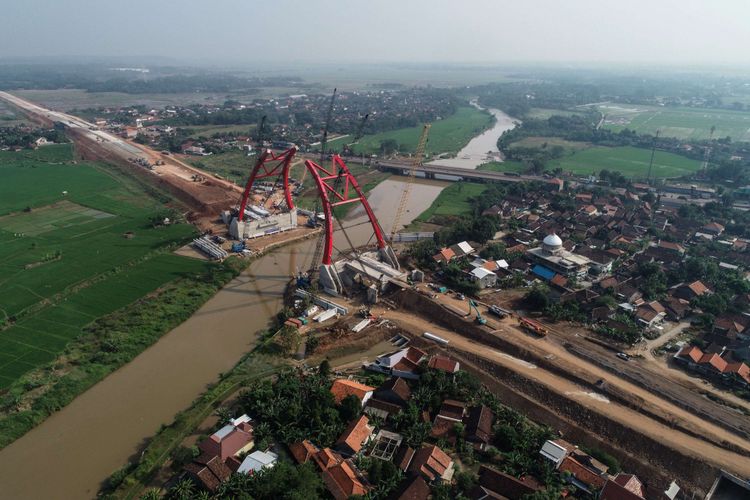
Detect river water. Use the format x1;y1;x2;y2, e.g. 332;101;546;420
0;179;447;499
429;104;517;170
0;109;516;499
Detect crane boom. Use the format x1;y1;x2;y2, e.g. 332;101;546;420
389;124;430;242
319;88;337;162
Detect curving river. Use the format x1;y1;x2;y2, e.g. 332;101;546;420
429;102;517;170
0;105;517;499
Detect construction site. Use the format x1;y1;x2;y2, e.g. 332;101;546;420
6;90;750;497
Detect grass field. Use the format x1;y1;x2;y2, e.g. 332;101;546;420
415;182;487;222
332;106;493;156
507;136;590;153
525;108;587;120
0;100;31;128
550;145;702;178
186;150;259;184
597;104;750;141
477;160;527;174
0;144;204;388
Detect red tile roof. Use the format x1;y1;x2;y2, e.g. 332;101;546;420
330;379;375;404
408;445;453;482
726;362;750;384
435;399;466;421
288;439;318;464
393;475;430;500
658;240;684;253
613;473;644;496
677;345;703;363
427;355;460;373
698;352;728;373
405;347;427;363
433;248;455;263
551;274;569;289
466;405;494;444
559;456;607;489
321;459;369;500
687;280;710;296
474;465;540;499
600;479;645;500
336;415;373;455
184;454;232;492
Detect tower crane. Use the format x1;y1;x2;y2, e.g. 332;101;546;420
389;124;430;242
299;89;336;188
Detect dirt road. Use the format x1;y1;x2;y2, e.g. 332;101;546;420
374;306;750;478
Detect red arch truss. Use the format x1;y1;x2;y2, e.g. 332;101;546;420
304;155;386;266
237;146;298;221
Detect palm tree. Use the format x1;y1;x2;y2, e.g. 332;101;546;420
139;489;161;500
169;478;195;500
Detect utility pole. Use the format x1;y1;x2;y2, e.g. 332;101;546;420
647;129;660;184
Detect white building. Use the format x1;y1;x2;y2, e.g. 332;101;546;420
229;209;298;239
470;267;497;289
237;450;278;474
526;234;591;278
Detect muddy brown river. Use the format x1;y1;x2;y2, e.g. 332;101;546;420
0;178;446;499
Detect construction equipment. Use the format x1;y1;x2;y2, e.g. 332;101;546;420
701;125;716;176
389;124;430;242
489;304;511;318
646;130;660;183
519;317;548;337
319;88;337;162
299;89;337;189
343;113;370;155
468;299;487;325
255;115;267;145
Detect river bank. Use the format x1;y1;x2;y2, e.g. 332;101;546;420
0;176;441;499
0;104;518;498
428;103;518;170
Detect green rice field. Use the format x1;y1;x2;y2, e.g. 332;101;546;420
477;160;527;174
0;145;206;388
550;145;702;178
598;104;750;141
328;106;493;155
525;108;586;120
415;182;487;222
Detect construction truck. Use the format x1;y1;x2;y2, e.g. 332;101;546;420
489;305;511;318
519;317;548;337
468;299;487;325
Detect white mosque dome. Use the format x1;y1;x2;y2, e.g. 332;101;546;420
542;233;563;251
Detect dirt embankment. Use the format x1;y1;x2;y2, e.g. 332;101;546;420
452;350;717;495
70;129;238;219
388;287;744;493
395;289;749;453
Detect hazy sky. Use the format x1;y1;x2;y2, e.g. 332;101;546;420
3;0;750;66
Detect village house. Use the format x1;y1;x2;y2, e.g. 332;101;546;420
406;445;455;483
198;414;254;461
365;346;427;379
465;405;494;450
335;415;374;456
330;378;375;406
427;355;460;374
469;465;541;500
432;247;455;264
469;267;497;289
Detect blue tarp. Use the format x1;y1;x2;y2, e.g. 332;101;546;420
532;264;556;281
